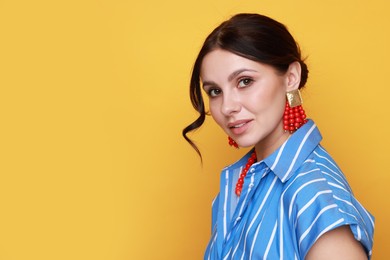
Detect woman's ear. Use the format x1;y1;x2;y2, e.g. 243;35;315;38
285;61;302;92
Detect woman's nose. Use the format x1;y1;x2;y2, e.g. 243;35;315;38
221;92;241;116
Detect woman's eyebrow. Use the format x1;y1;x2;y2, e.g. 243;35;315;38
202;68;257;89
227;68;257;81
201;80;215;89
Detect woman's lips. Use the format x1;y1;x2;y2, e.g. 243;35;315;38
228;120;252;135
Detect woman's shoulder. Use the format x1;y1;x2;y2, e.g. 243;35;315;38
281;146;375;258
285;144;351;192
280;145;362;223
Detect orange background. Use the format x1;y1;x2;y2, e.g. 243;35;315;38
0;0;388;259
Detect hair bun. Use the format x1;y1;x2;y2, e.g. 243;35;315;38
299;60;309;88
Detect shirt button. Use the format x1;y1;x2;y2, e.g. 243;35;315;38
250;168;255;173
236;217;241;222
249;183;254;188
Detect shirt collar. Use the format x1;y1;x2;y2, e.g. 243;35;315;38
223;120;322;183
263;119;322;182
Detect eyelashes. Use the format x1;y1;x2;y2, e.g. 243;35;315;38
238;78;253;88
204;77;255;98
207;88;222;97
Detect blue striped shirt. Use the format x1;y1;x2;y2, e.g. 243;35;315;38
204;120;374;260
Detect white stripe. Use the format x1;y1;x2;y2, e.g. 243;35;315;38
317;162;349;187
317;145;339;167
317;145;328;154
304;159;315;163
232;174;268;259
299;204;338;245
279;168;319;260
247;176;278;233
249;216;263;259
246;176;278;259
233;170;254;227
288;178;327;218
328;182;348;192
355;199;375;229
333;195;353;207
314;218;345;241
316;162;343;179
313;150;341;172
338;208;370;243
211;197;217;207
279;200;285;260
263;221;277;260
357;225;362;241
295;190;332;226
231;174;257;259
207;232;218;260
322;171;346;189
222;248;232;260
282;123;316;182
223;170;230;238
334;195;370;240
290;168;320;179
231;220;248;259
270;141;287;171
338;208;358;221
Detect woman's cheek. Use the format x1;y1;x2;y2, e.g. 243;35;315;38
210;108;225;128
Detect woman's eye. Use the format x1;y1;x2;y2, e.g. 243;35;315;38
238;78;253;88
208;88;222;97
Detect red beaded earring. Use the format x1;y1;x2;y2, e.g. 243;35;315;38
283;89;308;133
228;136;239;148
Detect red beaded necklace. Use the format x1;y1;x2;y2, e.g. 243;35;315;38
235;150;257;196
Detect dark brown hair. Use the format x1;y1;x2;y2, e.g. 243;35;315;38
183;13;308;158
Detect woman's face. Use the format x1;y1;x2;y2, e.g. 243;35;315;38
200;49;297;156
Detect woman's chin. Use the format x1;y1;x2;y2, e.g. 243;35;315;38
235;141;257;148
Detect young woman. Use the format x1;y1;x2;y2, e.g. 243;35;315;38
183;13;374;259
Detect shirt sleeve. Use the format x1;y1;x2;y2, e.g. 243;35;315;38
288;168;375;259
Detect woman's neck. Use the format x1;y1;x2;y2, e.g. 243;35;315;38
254;127;291;161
